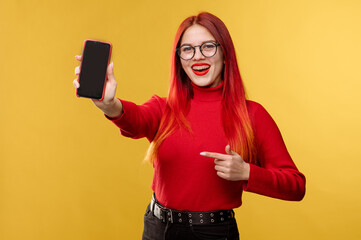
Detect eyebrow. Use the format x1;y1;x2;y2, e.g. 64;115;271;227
179;40;217;47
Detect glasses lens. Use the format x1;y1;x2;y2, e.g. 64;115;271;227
201;42;217;57
179;45;194;60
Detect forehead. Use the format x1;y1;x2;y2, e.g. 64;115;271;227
180;24;215;45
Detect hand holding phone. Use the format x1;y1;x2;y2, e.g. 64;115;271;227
74;40;123;118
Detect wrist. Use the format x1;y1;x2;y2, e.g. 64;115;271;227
102;97;117;108
100;98;123;118
242;163;250;181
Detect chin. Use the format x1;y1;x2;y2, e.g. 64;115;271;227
191;78;219;88
190;78;211;87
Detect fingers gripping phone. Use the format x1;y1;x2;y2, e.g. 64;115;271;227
76;39;112;100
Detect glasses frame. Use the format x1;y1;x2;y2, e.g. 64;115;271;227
176;42;221;61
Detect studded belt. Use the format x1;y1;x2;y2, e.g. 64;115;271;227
150;195;235;225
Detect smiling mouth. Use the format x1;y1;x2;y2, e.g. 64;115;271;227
191;63;210;76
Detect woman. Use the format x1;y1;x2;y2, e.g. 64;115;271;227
74;12;305;240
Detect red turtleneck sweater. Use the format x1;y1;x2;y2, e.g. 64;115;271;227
108;83;305;211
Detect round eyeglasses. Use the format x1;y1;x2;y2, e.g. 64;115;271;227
176;42;220;60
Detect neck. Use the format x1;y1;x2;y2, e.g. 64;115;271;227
190;81;223;102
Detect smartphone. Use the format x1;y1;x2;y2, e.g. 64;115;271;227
76;39;112;100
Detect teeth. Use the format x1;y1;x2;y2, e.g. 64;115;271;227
192;65;210;71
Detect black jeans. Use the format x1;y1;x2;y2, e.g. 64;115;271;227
142;204;240;240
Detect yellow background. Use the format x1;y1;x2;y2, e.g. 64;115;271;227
1;0;360;239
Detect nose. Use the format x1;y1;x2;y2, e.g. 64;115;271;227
193;46;205;60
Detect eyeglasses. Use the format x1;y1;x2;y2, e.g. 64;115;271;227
176;42;220;60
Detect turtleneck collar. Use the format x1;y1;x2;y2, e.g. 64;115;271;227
190;81;224;102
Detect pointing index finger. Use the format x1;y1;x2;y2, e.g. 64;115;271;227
200;151;229;160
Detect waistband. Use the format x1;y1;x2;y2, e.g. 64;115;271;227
150;194;235;226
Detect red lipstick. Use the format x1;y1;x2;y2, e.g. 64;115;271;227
191;63;210;76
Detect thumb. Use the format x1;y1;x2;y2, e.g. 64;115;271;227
107;62;115;82
225;145;235;155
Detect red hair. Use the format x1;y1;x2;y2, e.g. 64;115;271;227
145;12;257;164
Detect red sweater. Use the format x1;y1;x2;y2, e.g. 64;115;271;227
109;83;305;211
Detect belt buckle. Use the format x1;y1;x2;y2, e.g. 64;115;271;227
152;198;173;223
154;204;163;221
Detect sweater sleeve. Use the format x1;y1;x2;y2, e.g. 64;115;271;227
106;95;166;142
243;101;306;201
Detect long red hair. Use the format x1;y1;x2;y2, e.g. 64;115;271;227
145;12;257;164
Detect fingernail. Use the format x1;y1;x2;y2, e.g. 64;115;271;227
200;152;206;156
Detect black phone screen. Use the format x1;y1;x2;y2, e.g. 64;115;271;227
77;40;111;100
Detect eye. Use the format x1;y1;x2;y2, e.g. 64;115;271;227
181;45;193;53
202;42;216;51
